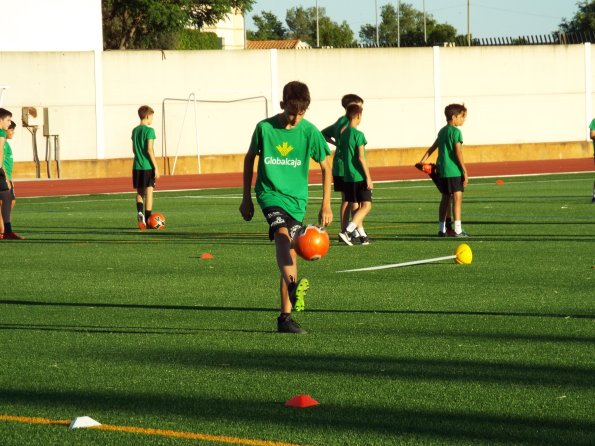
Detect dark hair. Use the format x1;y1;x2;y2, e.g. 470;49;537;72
8;120;16;130
341;94;364;108
0;108;12;120
345;103;363;121
444;103;467;121
138;105;154;120
281;81;310;112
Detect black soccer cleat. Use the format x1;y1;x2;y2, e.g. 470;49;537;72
277;316;307;334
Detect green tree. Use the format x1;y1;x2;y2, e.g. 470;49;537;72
285;6;355;47
102;0;255;50
558;1;595;36
359;3;456;47
247;10;287;40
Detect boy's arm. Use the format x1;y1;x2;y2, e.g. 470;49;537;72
0;137;5;168
357;145;373;190
318;156;333;227
147;139;160;180
455;142;468;187
419;139;438;163
239;150;256;221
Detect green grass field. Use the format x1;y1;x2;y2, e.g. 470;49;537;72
1;173;593;445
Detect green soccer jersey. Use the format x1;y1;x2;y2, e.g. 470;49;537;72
436;124;464;178
3;141;13;180
131;125;156;170
322;115;349;177
340;126;368;183
249;115;330;221
589;119;595;156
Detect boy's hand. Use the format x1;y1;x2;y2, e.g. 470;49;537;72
154;168;160;180
367;179;373;190
463;173;468;188
239;198;254;221
318;205;333;227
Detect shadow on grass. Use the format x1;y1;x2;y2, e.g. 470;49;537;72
1;299;593;320
0;388;593;445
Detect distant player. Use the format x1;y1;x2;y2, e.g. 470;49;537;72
322;94;365;241
239;81;333;334
1;120;24;239
419;103;469;237
0;107;13;239
337;104;373;246
589;118;595;203
132;105;160;230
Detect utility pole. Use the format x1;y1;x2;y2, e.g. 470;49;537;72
423;0;427;44
397;0;400;47
375;0;379;46
316;0;320;47
467;0;471;46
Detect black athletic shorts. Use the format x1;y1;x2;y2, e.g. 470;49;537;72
333;175;345;193
0;168;8;192
439;176;465;194
132;169;155;189
262;206;302;241
9;181;15;200
344;181;372;203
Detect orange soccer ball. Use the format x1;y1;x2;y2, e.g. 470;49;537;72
294;225;330;261
147;212;166;230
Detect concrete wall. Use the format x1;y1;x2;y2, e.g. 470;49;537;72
1;44;594;178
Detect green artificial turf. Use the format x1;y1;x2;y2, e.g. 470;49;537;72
0;173;593;445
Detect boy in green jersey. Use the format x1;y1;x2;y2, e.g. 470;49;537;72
322;94;366;241
419;103;469;237
337;104;373;246
240;81;333;334
589;119;595;202
0;108;13;239
132;105;160;230
1;120;24;239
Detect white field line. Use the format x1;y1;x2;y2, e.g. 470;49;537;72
19;172;592;204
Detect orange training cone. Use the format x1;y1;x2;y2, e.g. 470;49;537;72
285;395;320;408
200;253;214;259
496;179;505;185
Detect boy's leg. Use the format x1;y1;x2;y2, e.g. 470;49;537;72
347;201;371;230
452;191;468;236
339;193;349;232
274;227;307;334
136;187;146;229
437;193;450;235
274;227;298;313
145;186;154;220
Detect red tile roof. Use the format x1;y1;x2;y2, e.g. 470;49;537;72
246;39;311;50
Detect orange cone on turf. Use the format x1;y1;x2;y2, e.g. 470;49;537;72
285;395;319;408
200;253;214;259
496;179;505;185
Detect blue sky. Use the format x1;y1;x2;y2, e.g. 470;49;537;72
245;0;581;39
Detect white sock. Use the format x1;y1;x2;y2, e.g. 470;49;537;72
357;227;367;237
454;220;462;234
439;221;446;233
346;222;357;233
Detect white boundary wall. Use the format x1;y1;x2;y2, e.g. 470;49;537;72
0;44;594;162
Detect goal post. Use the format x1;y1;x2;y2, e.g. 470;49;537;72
161;94;268;175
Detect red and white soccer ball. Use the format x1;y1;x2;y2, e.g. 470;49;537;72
147;212;166;230
294;225;330;261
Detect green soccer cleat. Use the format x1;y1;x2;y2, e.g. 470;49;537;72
288;278;309;312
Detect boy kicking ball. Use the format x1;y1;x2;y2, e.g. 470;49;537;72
239;81;333;334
